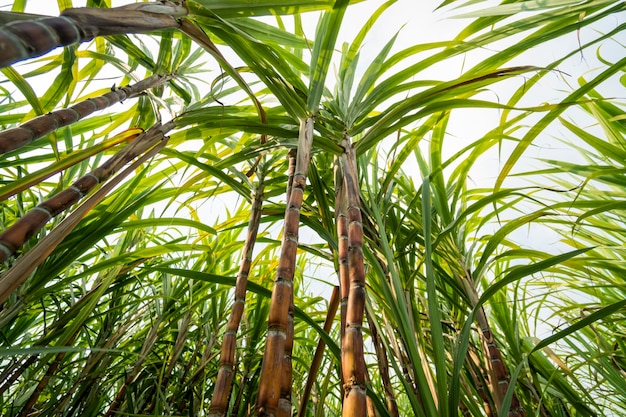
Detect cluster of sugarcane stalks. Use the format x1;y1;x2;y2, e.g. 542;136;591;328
208;145;328;417
248;120;371;416
0;45;178;311
0;6;530;415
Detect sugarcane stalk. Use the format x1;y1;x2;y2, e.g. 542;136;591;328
0;355;38;395
208;174;266;417
277;292;295;417
340;134;367;417
0;121;173;266
256;117;314;416
461;269;524;417
365;307;399;417
0;2;185;69
278;149;298;417
335;164;376;417
0;74;171;154
334;156;350;360
335;164;377;416
479;319;524;416
466;342;496;417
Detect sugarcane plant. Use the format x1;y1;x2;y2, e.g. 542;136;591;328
338;133;368;416
0;1;625;417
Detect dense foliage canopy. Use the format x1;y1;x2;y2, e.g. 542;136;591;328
0;1;624;416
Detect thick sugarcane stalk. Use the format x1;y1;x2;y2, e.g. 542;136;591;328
335;169;377;417
256;118;314;416
277;292;295;417
208;176;266;417
478;317;524;416
278;149;297;417
340;134;367;417
0;2;185;69
335;171;377;417
0;122;173;265
461;269;524;416
0;74;171;154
